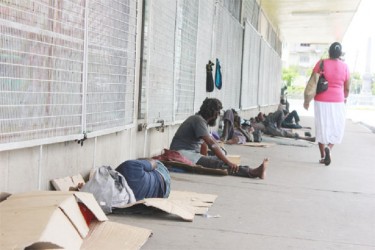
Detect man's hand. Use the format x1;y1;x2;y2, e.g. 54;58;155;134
303;102;309;110
228;162;239;174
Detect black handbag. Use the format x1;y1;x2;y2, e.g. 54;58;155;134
316;60;328;94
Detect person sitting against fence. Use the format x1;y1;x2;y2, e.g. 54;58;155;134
170;98;268;179
220;109;253;144
252;112;315;142
278;98;302;129
115;158;171;201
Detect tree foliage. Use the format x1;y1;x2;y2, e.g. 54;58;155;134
282;66;299;87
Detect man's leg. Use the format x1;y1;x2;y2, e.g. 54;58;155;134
272;110;285;128
290;110;300;124
283;113;293;124
196;156;267;178
282;110;301;128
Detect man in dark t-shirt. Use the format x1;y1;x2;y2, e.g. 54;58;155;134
170;98;268;179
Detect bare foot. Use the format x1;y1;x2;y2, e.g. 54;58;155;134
248;158;269;179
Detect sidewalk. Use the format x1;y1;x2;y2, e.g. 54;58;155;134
109;117;375;250
288;98;375;132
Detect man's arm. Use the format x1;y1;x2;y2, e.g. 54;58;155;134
201;134;239;173
220;120;231;141
137;158;157;171
200;142;208;156
344;78;350;101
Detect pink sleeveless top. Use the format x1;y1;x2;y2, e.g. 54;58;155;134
313;59;350;103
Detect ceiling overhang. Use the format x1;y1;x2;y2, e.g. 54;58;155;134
259;0;362;44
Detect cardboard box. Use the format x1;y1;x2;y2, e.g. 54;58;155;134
0;191;151;249
227;154;241;165
51;176;219;222
51;174;85;191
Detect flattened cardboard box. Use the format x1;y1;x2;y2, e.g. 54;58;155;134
116;190;218;221
52;175;218;222
0;191;151;250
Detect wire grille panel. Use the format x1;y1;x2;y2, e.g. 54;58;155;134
0;0;85;144
85;0;137;132
258;39;281;106
0;0;137;147
174;0;199;121
212;4;243;110
241;21;261;109
140;0;177;124
194;0;215;112
241;0;259;30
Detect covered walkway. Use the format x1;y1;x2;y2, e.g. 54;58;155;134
110;116;375;249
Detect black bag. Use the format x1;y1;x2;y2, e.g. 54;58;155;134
316;60;328;94
253;129;262;142
206;60;214;92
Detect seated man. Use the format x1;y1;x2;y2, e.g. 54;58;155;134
281;110;302;129
221;109;253;144
278;100;302;129
170;98;268;179
116;159;171;201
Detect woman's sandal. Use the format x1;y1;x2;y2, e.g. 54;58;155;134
319;158;325;164
324;147;331;166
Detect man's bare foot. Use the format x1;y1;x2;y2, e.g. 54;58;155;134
248;158;268;179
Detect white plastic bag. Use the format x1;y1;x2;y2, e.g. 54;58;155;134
81;166;136;214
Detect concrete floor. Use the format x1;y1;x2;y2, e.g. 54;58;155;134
109;117;375;250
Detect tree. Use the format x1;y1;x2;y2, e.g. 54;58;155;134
351;72;362;94
282;66;299;88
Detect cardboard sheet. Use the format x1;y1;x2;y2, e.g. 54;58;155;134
1;205;83;249
262;135;315;147
51;175;219;222
0;191;152;250
226;155;241;165
51;174;85;191
168;190;218;215
0;192;11;202
81;221;151;250
242;142;276;147
115;190;217;221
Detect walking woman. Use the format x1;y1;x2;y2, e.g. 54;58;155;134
304;42;351;165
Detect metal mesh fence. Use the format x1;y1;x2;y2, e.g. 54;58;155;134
1;0;282;149
241;0;259;29
194;0;215;112
139;0;177;124
0;0;85;145
258;39;282;106
211;3;243;110
174;0;199;122
0;0;137;147
241;21;261;109
85;0;137;133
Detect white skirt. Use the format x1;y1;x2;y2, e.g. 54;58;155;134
314;101;346;144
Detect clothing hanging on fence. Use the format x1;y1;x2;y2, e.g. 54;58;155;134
215;58;222;90
206;60;214;92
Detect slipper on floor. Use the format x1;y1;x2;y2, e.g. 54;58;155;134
319;158;325;164
324;147;331;166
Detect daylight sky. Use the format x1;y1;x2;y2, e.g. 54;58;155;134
342;0;375;75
